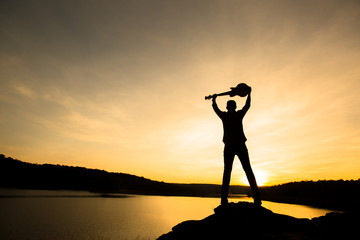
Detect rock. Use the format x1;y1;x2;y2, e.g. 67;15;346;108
157;201;359;240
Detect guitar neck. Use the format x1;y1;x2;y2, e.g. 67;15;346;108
205;91;232;100
205;83;249;100
216;91;232;97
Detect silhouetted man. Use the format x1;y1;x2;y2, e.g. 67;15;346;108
212;88;261;206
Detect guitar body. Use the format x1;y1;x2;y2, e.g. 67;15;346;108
205;83;250;100
231;83;251;97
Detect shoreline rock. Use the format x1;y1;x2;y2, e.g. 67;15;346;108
157;201;359;240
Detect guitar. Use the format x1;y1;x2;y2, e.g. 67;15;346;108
205;83;251;100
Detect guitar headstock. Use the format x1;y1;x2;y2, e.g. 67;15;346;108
205;95;214;100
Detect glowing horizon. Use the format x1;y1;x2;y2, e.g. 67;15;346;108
1;0;360;186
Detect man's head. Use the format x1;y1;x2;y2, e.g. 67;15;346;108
226;100;237;112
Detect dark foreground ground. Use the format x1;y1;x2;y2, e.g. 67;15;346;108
157;201;359;240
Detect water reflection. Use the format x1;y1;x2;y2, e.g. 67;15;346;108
0;189;338;240
229;195;337;219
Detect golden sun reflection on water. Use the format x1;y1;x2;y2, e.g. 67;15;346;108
227;196;339;219
0;189;339;240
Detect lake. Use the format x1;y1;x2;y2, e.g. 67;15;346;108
0;189;338;240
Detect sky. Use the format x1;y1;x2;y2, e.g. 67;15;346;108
1;0;360;186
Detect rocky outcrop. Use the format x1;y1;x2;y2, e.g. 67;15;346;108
157;201;359;240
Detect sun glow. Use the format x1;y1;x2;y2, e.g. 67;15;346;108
255;172;269;186
239;169;269;187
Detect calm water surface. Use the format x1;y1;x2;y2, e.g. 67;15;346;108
0;189;337;240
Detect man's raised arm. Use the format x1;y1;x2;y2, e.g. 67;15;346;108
212;95;223;117
242;87;251;113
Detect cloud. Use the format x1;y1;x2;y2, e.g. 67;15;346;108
1;0;360;183
13;84;37;98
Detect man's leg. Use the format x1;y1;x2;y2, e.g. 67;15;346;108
238;144;262;206
222;145;235;205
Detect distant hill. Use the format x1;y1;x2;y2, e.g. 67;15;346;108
0;154;249;197
260;179;360;211
1;154;359;211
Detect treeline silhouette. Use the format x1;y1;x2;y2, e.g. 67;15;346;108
261;180;360;211
1;154;359;210
0;154;248;197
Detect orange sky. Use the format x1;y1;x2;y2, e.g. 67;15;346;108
1;0;360;186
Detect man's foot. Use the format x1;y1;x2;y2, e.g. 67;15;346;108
254;198;262;206
221;198;229;205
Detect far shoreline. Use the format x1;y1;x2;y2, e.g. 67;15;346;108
1;156;358;212
0;187;347;212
